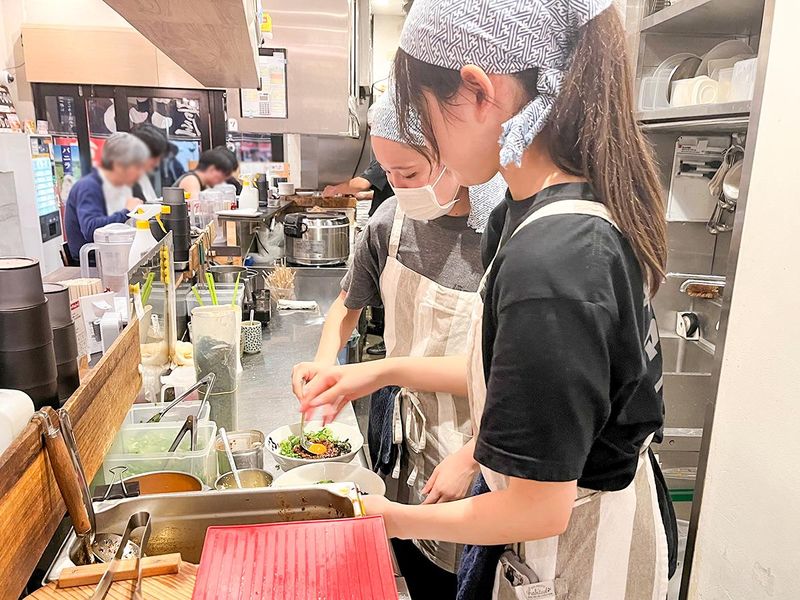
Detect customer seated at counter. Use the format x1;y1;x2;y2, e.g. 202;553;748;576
64;132;147;264
131;123;169;203
175;147;234;199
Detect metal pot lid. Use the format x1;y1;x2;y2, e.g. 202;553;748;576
288;212;349;225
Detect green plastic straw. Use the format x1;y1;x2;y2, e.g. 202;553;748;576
141;272;155;304
205;272;218;305
232;271;242;306
191;284;205;307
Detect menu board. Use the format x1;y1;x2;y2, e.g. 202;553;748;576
241;49;288;119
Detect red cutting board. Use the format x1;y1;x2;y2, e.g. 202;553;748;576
192;516;398;600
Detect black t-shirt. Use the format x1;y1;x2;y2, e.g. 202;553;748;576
477;182;664;491
362;159;395;216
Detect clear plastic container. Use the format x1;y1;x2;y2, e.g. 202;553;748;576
123;401;211;425
191;305;241;431
185;284;246;314
102;420;218;484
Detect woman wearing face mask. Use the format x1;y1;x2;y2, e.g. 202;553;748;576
297;1;674;598
292;91;504;598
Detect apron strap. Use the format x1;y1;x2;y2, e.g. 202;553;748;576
479;199;621;293
387;204;405;259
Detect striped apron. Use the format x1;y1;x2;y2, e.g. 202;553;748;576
380;205;479;573
466;200;669;599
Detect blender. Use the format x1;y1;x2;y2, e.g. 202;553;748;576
79;223;136;295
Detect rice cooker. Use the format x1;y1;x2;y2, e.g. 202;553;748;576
283;212;350;266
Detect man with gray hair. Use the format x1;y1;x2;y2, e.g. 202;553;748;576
64;132;147;263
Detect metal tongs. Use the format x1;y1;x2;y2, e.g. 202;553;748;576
148;372;216;423
165;373;216;452
91;511;151;600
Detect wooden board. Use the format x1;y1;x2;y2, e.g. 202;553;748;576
102;0;259;88
0;321;142;600
285;195;358;209
25;562;197;600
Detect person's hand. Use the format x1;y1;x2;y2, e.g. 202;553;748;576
299;361;386;424
362;494;403;538
322;185;343;198
125;196;143;211
421;443;480;504
291;361;326;401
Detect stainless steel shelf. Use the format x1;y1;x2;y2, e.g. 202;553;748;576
637;101;751;132
641;0;765;36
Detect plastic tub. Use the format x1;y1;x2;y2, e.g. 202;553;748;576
103;420;218;485
123;401;211;425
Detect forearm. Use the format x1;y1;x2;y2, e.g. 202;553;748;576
379;355;468;397
314;293;362;364
382;479;575;546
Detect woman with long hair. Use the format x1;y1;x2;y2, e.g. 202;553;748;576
293;91;504;598
297;1;673;597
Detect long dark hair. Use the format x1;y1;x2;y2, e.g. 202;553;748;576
393;8;667;293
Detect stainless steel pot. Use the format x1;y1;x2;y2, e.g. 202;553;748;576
208;265;248;284
283;212;350;267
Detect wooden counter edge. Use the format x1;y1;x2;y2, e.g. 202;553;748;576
0;319;142;599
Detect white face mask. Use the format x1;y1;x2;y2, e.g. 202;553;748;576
393;167;458;221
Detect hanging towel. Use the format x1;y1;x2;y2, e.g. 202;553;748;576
456;474;505;600
368;385;401;475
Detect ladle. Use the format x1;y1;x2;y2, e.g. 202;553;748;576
219;427;243;488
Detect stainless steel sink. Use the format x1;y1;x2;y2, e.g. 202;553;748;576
45;485;360;582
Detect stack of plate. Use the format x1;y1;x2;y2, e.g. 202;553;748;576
44;283;80;402
162;187;192;264
0;258;58;409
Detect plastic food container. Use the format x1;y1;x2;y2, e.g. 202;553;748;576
123;401;211;425
102;420;218;485
185;284;245;314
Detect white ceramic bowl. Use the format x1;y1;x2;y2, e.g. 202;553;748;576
266;420;363;471
275;462;386;495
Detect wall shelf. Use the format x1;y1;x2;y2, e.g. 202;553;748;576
641;0;765;36
638;100;751;132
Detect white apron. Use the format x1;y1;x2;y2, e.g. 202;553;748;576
379;205;479;573
466;199;669;599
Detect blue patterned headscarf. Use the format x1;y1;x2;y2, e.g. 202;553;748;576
370;89;426;147
400;0;612;167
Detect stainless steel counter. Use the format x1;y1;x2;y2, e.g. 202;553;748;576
236;266;363;475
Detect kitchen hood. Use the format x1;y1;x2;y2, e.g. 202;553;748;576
102;0;260;88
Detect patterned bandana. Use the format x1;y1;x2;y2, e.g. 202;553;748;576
400;0;612;167
468;173;507;233
370;90;426;147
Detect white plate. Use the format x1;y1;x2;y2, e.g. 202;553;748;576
266;420;364;471
696;40;755;77
275;462;386;495
295;191;315;197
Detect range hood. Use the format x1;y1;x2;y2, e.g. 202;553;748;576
102;0;260;88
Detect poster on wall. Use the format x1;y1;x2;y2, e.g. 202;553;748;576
241;48;288;119
0;84;21;131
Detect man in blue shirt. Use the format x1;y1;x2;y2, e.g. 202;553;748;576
65;133;148;263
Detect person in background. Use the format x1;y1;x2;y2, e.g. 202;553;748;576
131;123;169;203
293;91;505;599
175;147;234;199
160;142;186;188
216;146;243;195
64;132;147;263
323;158;395;217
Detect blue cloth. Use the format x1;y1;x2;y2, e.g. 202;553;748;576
457;474;505;600
367;385;400;475
64;170;129;261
